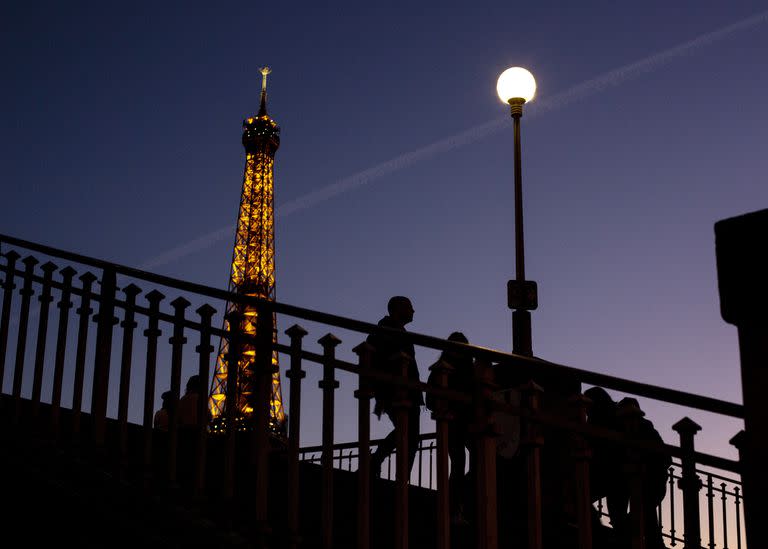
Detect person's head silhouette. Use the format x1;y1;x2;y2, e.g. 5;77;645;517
442;331;469;362
160;390;173;410
387;296;414;327
617;396;645;417
185;374;202;395
584;386;616;423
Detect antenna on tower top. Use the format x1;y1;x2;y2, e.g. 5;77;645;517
258;66;271;116
259;66;271;91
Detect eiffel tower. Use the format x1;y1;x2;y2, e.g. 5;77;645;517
208;67;285;432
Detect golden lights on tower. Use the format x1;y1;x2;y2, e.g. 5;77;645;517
208;67;285;431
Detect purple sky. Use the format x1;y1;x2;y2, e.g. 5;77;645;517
2;2;767;460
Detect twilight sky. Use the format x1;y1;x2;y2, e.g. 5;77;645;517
2;1;767;460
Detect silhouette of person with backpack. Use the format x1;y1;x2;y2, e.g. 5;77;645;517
367;296;423;479
615;397;671;549
584;386;627;534
426;331;473;524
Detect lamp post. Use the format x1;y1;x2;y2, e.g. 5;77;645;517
497;70;583;540
497;67;537;357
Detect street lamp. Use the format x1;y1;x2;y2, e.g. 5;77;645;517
497;66;537;357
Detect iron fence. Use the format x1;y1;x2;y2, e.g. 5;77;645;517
300;434;747;548
0;232;752;549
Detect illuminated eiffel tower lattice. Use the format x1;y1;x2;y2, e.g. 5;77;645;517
208;67;285;432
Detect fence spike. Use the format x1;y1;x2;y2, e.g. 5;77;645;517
319;332;341;549
672;417;702;549
286;323;308;549
166;295;190;484
12;255;39;423
30;261;57;419
141;289;165;486
0;250;21;393
117;283;141;470
50;265;76;437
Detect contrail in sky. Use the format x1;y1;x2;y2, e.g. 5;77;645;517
140;9;768;270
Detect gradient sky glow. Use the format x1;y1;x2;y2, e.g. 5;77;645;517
3;1;768;460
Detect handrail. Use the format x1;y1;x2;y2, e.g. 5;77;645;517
298;433;743;488
298;433;438;455
0;233;744;419
0;239;744;474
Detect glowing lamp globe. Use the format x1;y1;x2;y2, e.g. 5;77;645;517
496;67;536;104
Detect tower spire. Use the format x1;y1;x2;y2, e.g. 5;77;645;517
258;66;271;116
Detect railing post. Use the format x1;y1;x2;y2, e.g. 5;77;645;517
668;467;676;544
430;441;435;490
72;271;97;438
252;304;275;546
569;393;593;549
720;482;729;549
117;283;141;467
354;341;375;549
12;255;38;424
0;250;20;393
319;332;341;549
734;486;742;549
286;324;308;549
31;261;57;421
672;417;702;549
391;350;412;549
521;380;544;549
193;303;216;499
473;358;499;549
91;267;118;447
50;266;75;438
729;432;747;549
705;472;715;549
142;289;164;484
167;296;190;484
429;357;453;549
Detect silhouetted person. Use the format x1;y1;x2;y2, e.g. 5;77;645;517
426;331;473;524
178;374;203;428
615;397;670;549
584;386;627;533
367;296;423;478
154;390;172;431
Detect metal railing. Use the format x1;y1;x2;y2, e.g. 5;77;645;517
0;232;751;549
301;435;747;549
299;434;440;489
593;464;744;549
